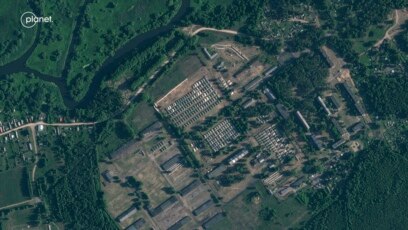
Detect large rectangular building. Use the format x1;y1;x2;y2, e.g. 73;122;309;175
296;111;310;130
207;165;227;179
202;213;225;229
125;218;146;230
228;149;249;165
193;200;213;216
341;82;367;116
276;104;290;119
168;216;191;230
117;205;138;223
179;180;200;196
160;154;183;172
148;196;178;217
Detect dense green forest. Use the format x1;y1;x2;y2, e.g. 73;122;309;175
352;26;408;119
396;23;408;52
186;0;265;29
265;53;328;102
0;73;66;121
305;139;408;229
361;75;408;118
42;131;118;230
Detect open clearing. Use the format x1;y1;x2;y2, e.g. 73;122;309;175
213;182;310;230
125;101;158;134
147;54;203;101
374;9;408;48
0;167;31;207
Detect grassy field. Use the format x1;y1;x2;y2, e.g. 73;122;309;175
196;32;236;46
1;207;62;230
26;0;82;77
67;0;182;101
147;55;202;101
96;120;133;158
125;101;158;134
0;167;31;207
213;182;309;230
0;0;37;65
115;155;171;207
351;25;388;54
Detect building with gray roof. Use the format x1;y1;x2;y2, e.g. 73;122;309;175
148;196;178;217
179;180;200;196
276;104;290;119
202;213;225;229
168;216;191;230
193;200;213;216
160;154;182;171
117;205;138;223
125;218;146;230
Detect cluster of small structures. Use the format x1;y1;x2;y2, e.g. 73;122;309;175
161;77;221;128
0;113;96;216
255;125;294;159
0;116;36;134
203;120;239;152
101;40;373;229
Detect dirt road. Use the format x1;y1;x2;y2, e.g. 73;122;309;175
0;121;96;181
0;197;41;211
374;9;408;47
183;25;239;36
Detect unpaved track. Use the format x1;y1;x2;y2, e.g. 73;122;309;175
0;121;96;181
374;9;408;47
0;197;41;211
185;25;239;36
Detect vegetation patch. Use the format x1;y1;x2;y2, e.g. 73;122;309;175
0;73;65;121
214;182;309;229
0;167;31;207
147;54;202;101
0;0;37;65
124;102;158;135
42;130;117;229
66;0;182;101
26;0;82;76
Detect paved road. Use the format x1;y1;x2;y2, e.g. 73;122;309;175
0;121;96;137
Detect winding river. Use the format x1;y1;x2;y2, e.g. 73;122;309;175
0;0;190;109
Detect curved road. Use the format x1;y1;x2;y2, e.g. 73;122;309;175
374;9;408;48
189;26;239;36
0;0;191;109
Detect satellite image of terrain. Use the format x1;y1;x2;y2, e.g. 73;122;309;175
0;0;408;229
